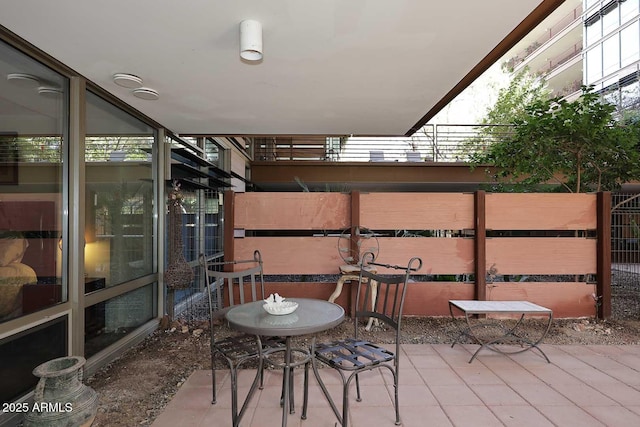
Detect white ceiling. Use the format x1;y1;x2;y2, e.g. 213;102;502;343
0;0;560;136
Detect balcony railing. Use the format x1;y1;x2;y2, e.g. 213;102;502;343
504;3;583;70
252;124;514;163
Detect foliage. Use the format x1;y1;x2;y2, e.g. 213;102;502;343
470;86;640;193
480;68;551;127
460;68;550;157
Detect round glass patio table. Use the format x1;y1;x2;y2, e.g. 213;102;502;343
225;298;345;427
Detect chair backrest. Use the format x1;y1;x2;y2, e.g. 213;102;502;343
199;250;266;319
354;252;422;341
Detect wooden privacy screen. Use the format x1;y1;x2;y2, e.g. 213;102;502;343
228;191;610;318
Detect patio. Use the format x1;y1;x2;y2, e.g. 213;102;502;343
152;343;640;427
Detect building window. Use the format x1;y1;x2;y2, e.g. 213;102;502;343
0;316;67;403
621;20;640;67
85;92;155;287
586;16;603;45
84;92;157;352
0;39;67;324
603;34;621;76
620;0;639;25
603;2;621;36
85;284;156;357
621;80;640;109
586;45;603;82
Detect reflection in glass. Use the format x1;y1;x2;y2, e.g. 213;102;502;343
621;21;640;68
0;317;67;402
602;35;620;76
586;45;603;82
0;39;66;323
85;283;156;357
84;92;155;287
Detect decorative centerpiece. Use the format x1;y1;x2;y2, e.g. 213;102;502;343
263;293;298;315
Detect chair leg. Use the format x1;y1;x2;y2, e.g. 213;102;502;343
260;366;264;390
230;368;239;427
301;360;310;420
390;368;401;426
355;373;362;402
212;368;217;404
342;380;351;427
310;358;342;425
211;352;217;404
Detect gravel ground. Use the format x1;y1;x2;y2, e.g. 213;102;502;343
85;271;640;426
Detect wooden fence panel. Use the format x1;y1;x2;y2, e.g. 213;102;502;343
486;193;597;230
235;192;350;230
235;237;342;274
360;193;475;230
486;237;597;275
489;282;596;318
376;237;474;274
403;282;475;316
229;190;606;318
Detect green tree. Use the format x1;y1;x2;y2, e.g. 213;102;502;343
480;67;551;126
461;68;550;157
471;86;640;193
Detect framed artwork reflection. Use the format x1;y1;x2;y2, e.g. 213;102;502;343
0;132;19;185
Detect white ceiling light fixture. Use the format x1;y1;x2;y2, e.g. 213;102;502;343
132;87;159;101
113;73;143;89
240;19;263;61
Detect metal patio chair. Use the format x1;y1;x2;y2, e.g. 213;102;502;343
303;252;422;427
200;251;286;427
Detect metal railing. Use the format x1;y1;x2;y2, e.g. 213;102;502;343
252;124;514;163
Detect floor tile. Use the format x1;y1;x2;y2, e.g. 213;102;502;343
150;344;640;427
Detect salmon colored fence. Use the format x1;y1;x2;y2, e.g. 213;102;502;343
224;190;611;319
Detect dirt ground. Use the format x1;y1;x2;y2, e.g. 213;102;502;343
85;313;640;427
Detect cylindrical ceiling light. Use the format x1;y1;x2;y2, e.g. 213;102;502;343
240;19;263;61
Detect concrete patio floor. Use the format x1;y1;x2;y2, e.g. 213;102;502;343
152;343;640;427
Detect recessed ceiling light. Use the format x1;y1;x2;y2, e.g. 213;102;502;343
132;87;159;101
113;73;143;89
38;86;63;98
7;73;40;87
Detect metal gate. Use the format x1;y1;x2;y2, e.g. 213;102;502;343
611;193;640;320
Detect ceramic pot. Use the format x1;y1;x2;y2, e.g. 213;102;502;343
24;356;98;427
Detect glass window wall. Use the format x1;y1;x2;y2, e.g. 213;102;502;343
84;92;156;352
85;283;156;357
0;39;66;323
586;45;603;82
0;317;67;402
621;0;639;25
602;3;620;37
85;92;155;287
586;18;602;46
621;21;640;67
603;34;621;76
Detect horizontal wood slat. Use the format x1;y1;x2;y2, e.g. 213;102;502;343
360;193;474;230
376;237;474;274
234;237;342;274
489;282;596;318
486;237;597;275
235;192;350;230
403;282;475;316
486;193;597;230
